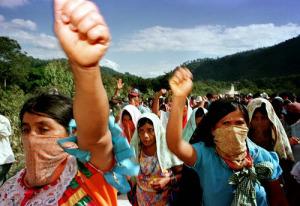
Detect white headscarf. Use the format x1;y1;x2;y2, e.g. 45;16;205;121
247;98;294;160
130;112;183;170
118;104;142;128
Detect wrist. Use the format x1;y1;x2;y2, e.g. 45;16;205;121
70;60;100;71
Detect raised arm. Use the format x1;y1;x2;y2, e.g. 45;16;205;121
54;0;113;170
151;89;165;117
166;67;197;166
112;78;124;100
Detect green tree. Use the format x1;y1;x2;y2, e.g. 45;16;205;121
40;60;74;96
0;36;28;88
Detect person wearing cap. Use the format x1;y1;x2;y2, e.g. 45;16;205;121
128;88;141;107
128;88;151;114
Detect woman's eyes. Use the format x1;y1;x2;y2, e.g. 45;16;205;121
138;128;154;134
222;121;231;126
148;128;154;133
222;120;246;126
21;126;50;134
236;120;246;125
39;127;50;134
21;127;30;134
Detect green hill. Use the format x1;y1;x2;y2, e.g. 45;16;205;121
183;35;300;81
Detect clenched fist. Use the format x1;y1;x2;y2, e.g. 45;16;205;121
169;67;193;97
54;0;110;68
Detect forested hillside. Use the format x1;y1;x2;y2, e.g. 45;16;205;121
183;35;300;81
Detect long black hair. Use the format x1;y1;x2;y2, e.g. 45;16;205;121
20;93;73;132
189;99;249;146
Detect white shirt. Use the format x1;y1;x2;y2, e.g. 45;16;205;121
0;115;15;164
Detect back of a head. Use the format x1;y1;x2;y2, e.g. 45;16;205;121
190;99;248;145
19;93;73;132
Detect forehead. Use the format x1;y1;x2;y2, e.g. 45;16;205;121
122;113;132;120
219;110;245;122
22;112;56;125
139;122;153;129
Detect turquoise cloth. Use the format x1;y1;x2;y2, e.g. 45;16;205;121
57;116;139;193
182;108;199;142
182;108;207;142
191;138;282;206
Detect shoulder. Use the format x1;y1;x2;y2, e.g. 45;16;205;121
192;142;215;164
192;141;213;153
247;138;278;162
247;138;282;180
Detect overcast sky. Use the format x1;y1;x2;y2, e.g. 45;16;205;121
1;0;300;77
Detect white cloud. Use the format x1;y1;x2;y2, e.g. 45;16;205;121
0;15;63;59
0;17;37;32
11;18;36;31
0;0;28;8
119;60;178;78
100;59;120;71
114;23;300;57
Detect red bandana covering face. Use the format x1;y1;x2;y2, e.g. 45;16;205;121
122;120;135;142
22;135;68;187
214;125;253;170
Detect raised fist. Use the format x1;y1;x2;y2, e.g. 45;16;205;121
54;0;110;68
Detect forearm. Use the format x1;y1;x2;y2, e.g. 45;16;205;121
167;96;196;165
152;94;160;116
112;88;120;99
166;96;185;153
72;64;109;145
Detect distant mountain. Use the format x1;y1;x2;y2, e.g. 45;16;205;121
183;35;300;81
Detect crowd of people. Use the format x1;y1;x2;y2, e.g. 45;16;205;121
0;0;300;205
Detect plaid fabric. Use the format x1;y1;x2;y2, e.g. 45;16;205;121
228;162;273;206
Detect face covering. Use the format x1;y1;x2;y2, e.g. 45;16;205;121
22;135;69;187
214;125;252;170
122;121;135;142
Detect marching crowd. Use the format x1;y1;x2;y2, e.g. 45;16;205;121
0;0;300;205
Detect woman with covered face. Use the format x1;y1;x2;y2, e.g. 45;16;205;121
130;112;183;206
119;104;141;143
166;67;288;206
0;0;137;205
